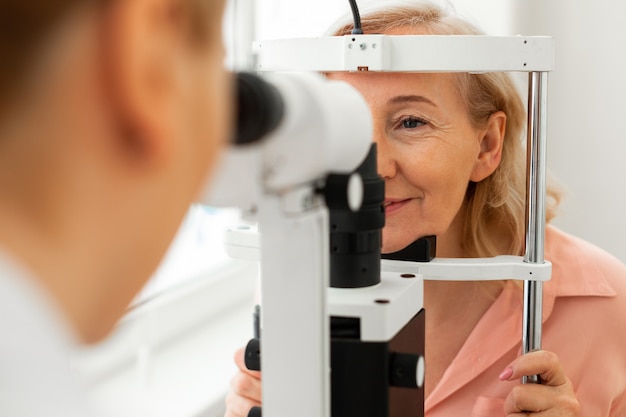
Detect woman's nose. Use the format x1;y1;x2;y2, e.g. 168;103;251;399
373;133;397;180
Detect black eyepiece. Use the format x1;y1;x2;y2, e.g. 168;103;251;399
234;72;285;145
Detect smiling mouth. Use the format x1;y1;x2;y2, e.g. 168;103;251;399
384;199;409;206
383;199;411;214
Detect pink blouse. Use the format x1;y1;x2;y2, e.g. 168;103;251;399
425;226;626;416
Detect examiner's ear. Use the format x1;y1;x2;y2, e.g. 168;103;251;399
101;0;189;167
470;110;506;182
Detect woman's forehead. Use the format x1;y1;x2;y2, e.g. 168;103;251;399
329;71;460;103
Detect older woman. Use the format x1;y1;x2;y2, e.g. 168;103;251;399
225;1;626;416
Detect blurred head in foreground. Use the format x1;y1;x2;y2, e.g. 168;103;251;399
0;0;231;343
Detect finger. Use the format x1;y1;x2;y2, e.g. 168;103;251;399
503;383;580;416
499;350;567;387
225;390;261;417
230;371;263;402
503;382;553;414
234;347;262;378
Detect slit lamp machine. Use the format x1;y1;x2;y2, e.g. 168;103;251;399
202;7;554;417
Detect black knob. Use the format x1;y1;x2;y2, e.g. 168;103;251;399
247;406;262;417
244;338;261;371
389;352;425;389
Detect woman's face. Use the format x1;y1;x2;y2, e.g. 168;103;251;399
328;70;487;254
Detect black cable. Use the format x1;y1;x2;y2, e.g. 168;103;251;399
348;0;363;34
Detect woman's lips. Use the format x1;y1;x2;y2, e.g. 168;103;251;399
383;199;411;216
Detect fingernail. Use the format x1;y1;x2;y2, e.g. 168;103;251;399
499;366;513;381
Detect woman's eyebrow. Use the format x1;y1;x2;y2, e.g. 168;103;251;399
389;95;437;107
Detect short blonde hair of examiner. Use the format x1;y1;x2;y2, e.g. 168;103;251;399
0;0;221;118
331;0;562;258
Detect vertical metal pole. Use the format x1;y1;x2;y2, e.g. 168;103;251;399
522;71;549;384
230;0;257;71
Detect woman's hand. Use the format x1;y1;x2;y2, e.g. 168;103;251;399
223;347;579;416
499;350;580;416
224;347;262;417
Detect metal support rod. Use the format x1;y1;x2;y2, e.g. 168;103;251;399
522;71;549;384
229;0;257;71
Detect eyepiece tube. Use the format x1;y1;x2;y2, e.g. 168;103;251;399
234;72;285;145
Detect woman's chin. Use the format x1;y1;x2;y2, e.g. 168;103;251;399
381;226;422;254
381;239;412;255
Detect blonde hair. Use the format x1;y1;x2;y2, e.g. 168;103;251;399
332;0;561;257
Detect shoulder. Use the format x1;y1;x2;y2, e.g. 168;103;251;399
543;227;626;413
545;225;626;297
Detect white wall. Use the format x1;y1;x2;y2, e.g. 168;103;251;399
511;1;626;263
252;0;512;39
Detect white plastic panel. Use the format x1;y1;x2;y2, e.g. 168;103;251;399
255;35;554;73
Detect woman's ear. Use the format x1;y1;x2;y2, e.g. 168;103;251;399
470;110;506;182
100;0;185;168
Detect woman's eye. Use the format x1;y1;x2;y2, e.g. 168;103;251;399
401;117;426;129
